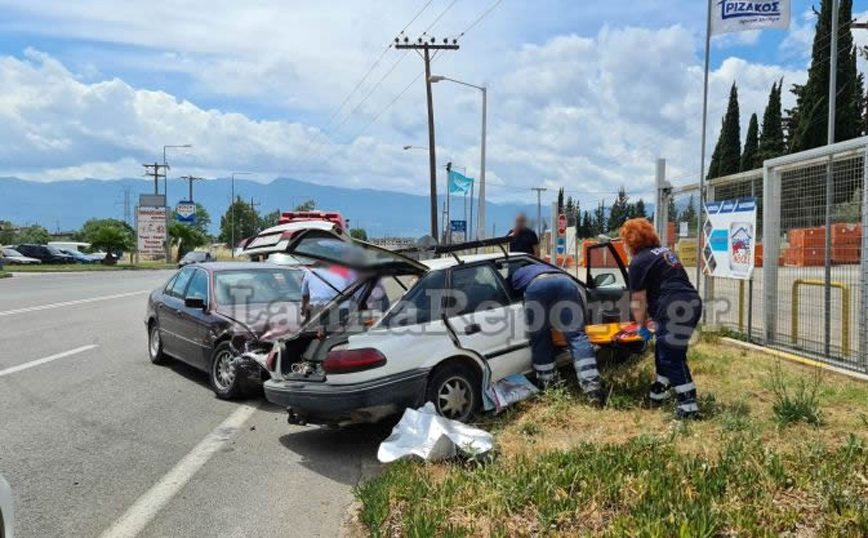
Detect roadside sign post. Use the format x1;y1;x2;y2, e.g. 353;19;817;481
176;201;197;224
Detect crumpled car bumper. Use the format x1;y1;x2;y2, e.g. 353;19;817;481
264;369;429;425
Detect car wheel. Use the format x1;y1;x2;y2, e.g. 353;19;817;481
148;321;167;365
210;342;242;400
426;363;480;423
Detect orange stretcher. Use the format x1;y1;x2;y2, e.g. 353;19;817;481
552;322;644;347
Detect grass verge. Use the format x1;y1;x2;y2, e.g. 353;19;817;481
0;270;11;278
356;339;868;537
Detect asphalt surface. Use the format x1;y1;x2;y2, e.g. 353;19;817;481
0;270;386;538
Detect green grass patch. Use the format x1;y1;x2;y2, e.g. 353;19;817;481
356;340;868;537
0;270;11;278
359;435;868;537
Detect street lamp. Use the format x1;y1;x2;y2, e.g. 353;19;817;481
429;75;487;240
162;144;193;201
230;171;255;258
403;145;428;151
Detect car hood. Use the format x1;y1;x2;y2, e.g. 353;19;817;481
215;301;304;342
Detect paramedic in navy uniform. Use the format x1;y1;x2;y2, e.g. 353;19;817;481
619;218;702;419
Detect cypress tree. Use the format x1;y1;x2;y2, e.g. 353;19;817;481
759;80;787;160
707;83;742;179
741;113;760;171
634;199;648;220
788;0;864;151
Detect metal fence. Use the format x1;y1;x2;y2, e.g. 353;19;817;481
660;136;868;374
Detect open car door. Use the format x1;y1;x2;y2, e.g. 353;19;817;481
584;241;631;325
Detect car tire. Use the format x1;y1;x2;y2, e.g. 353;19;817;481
148;320;167;365
426;362;480;423
210;342;242;400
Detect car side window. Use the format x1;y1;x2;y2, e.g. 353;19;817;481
185;270;209;306
380;271;446;327
168;268;195;298
450;264;510;315
495;259;534;301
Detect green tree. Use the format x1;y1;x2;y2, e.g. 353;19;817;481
592;201;607;236
580;211;593;239
608;187;630;231
219;197;260;247
708;83;742;179
668;196;678;223
759;80;787;161
19;225;50;244
557;188;565;216
77;218;135;244
294;199;316;211
681;195;697;234
350;228;368;241
0;220;18;245
788;0;864;151
634;198;648;220
89;223;134;258
169;222;208;261
259;209;282;230
741;113;760;171
565;196;576;226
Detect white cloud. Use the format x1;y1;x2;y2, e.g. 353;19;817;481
0;14;809;208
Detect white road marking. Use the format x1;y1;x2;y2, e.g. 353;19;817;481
0;344;98;378
96;404;259;538
0;290;149;317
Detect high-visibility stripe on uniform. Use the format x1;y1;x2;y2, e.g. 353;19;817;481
677;402;699;413
535;362;556;372
649;391;670;401
675;382;696;394
575;358;597;368
657;375;670;385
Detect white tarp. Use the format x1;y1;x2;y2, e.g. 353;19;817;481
702;197;758;280
377;403;494;463
711;0;790;36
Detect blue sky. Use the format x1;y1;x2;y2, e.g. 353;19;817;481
0;0;863;206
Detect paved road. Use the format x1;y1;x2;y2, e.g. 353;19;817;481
0;271;385;538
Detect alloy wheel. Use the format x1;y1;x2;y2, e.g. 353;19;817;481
437;376;472;420
149;326;161;358
213;350;236;390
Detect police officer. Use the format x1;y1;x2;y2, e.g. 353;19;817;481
619;218;702;419
509;261;604;404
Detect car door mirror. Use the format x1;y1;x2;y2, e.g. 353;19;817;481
185;297;206;309
593;273;616;288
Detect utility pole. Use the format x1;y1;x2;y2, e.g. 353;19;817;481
180;175;204;202
394;36;459;242
531;187;547;238
123;187;131;226
143;163;168;196
249;198;261;233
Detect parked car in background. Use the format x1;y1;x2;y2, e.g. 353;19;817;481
1;248;41;265
260;230;641;426
58;249;100;264
145;262;306;398
13;244;74;264
0;475;13;538
178;251;213;268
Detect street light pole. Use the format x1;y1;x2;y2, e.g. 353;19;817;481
230;172;255;258
162;144;193;201
429;75;487;239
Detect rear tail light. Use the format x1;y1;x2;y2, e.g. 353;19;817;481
322;348;386;374
266;348;279;371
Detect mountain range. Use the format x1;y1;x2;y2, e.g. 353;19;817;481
0;176;559;238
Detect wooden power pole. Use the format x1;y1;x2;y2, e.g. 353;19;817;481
394;36;459;241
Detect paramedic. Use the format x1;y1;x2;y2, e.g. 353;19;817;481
509;262;604;405
619;218;702;419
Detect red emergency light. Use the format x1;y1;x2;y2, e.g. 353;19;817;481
278;211;346;230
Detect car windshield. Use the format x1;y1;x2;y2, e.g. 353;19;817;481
3;248;23;256
214;269;304;305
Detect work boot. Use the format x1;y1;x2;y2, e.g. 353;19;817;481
534;363;560;390
674;398;700;420
585;387;607;408
647;380;672;408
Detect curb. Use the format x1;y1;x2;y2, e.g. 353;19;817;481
719;337;868;383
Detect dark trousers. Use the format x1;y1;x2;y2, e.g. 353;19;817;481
524;275;599;392
653;294;702;413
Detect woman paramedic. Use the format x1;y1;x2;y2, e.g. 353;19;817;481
619;218;702;419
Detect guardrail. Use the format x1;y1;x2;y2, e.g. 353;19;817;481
791;279;851;358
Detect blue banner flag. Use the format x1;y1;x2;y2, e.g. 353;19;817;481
448;169;474;195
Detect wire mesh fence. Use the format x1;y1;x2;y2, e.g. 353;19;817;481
660;137;867;373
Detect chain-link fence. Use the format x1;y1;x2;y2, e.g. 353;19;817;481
658;137;868;373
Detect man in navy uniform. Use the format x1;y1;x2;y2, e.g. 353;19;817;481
509;261;604;405
508;213;540;257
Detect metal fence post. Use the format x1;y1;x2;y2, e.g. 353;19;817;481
862;147;868;371
762;165;780;344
